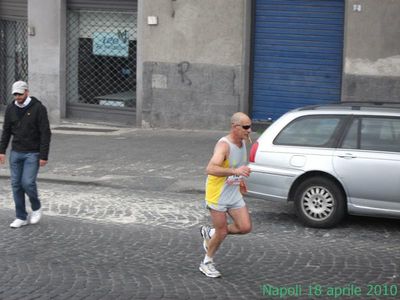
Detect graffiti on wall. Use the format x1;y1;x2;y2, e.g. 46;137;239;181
177;61;192;86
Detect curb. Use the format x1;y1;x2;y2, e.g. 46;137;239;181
0;171;205;194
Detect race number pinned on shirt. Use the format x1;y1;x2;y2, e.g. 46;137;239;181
226;175;243;186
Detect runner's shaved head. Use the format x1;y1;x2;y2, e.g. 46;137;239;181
231;112;250;125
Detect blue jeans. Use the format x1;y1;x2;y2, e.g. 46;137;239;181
9;151;41;220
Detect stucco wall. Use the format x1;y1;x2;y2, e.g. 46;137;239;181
28;0;66;123
139;0;247;129
343;0;400;102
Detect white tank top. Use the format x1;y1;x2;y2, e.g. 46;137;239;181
205;136;247;205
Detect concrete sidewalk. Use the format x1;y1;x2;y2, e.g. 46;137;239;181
0;120;236;194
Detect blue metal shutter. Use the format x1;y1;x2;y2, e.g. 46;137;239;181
251;0;344;121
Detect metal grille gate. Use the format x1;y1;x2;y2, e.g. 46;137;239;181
0;19;28;106
66;10;137;109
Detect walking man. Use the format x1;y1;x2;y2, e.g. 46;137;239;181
0;81;51;228
199;112;252;278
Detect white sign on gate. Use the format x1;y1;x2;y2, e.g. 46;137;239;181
92;31;129;57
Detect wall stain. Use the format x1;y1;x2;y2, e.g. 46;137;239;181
177;61;192;86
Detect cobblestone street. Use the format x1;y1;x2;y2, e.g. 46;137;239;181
1;181;400;300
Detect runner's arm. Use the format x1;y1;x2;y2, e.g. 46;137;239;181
206;142;237;177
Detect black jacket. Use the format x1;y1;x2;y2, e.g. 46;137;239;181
0;97;51;160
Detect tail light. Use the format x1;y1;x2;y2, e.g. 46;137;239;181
249;141;259;162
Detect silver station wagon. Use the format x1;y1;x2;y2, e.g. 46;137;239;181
247;103;400;228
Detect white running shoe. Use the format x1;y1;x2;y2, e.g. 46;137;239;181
200;225;212;252
10;219;28;228
30;209;42;224
199;261;221;278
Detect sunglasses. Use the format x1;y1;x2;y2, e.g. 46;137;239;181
234;124;251;130
13;93;24;96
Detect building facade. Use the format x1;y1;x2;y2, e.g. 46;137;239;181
1;0;399;129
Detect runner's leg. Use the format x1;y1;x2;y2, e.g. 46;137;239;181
227;206;252;234
207;209;228;258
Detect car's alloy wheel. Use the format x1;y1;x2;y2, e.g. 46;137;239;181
294;177;345;228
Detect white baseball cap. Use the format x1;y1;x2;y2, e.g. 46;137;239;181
11;81;28;94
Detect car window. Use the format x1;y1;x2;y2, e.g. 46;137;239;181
274;116;342;147
341;117;400;152
341;119;359;149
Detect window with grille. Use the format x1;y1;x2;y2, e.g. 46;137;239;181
66;10;137;109
0;19;28;106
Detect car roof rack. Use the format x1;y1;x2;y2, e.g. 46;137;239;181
298;101;400;111
339;101;400;106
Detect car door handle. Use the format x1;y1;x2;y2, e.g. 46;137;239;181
337;153;356;159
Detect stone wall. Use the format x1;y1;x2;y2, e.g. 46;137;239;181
343;0;400;103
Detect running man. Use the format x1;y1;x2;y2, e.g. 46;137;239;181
199;112;252;278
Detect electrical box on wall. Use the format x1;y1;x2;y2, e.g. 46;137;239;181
28;26;35;36
353;4;362;12
147;16;158;25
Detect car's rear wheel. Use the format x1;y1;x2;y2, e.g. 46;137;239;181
294;177;345;228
